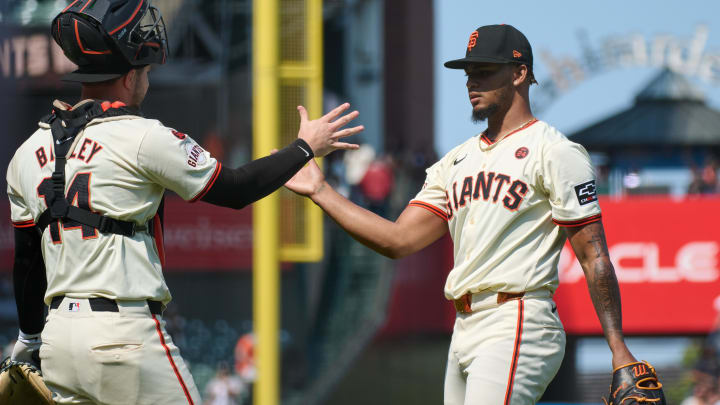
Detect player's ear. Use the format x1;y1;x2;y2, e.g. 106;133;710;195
122;69;137;91
512;64;529;87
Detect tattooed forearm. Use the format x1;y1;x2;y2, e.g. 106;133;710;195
587;231;610;259
567;221;628;352
586;258;624;340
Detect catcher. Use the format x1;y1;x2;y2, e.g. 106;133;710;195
4;0;361;404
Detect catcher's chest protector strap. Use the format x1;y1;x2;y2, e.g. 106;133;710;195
36;101;147;237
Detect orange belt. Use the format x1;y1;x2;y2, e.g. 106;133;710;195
453;291;525;314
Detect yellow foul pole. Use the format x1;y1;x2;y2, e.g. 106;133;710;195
253;0;280;404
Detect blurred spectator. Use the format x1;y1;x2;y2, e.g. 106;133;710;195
234;332;256;382
688;158;719;194
344;144;376;189
680;359;720;405
358;158;395;206
342;144;396;215
203;362;246;405
683;324;720;405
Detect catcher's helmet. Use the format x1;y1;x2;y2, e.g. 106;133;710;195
51;0;168;82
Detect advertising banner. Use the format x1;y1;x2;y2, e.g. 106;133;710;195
554;197;720;335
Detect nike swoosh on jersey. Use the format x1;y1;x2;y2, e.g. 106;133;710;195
453;155;467;165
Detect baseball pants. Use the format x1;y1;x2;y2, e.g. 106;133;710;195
39;296;201;405
444;290;565;405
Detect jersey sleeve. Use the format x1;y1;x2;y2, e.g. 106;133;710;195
541;140;601;227
408;160;450;221
6;154;35;228
137;125;221;202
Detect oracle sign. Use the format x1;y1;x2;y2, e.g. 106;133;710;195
554;197;720;335
559;241;719;284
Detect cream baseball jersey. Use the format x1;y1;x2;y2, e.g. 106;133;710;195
6;100;220;305
409;119;601;299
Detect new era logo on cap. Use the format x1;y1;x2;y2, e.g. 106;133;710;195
513;50;522;58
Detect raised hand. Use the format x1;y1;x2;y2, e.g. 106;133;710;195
297;103;363;157
285;159;326;197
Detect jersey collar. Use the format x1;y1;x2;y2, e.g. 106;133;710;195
479;118;538;151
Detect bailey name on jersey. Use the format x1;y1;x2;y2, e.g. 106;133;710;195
34;138;104;169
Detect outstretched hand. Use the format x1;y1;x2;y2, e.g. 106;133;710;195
297;103;363;157
285;159;326;197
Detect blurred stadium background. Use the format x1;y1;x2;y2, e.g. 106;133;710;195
1;0;719;404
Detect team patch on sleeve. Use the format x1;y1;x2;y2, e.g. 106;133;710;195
184;142;207;167
574;180;597;205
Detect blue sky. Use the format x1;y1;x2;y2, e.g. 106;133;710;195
434;0;720;155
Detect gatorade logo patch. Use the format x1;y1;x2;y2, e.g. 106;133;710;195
574;180;597;205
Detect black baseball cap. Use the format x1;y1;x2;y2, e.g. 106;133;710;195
61;63;135;83
445;24;536;83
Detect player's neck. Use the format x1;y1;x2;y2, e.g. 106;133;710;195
485;105;534;143
80;85;132;106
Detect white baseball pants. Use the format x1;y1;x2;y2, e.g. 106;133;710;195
40;297;201;405
444;290;566;405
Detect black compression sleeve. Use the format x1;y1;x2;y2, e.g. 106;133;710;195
13;226;47;334
201;138;314;209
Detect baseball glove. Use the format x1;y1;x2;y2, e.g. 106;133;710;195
603;360;666;404
0;357;54;405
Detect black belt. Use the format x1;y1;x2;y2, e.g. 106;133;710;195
50;296;163;316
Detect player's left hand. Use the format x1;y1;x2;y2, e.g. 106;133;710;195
11;332;42;369
284;159;326;197
296;103;364;157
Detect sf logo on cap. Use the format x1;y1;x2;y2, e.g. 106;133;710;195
467;31;479;51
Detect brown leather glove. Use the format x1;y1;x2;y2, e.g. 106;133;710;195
0;357;54;405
